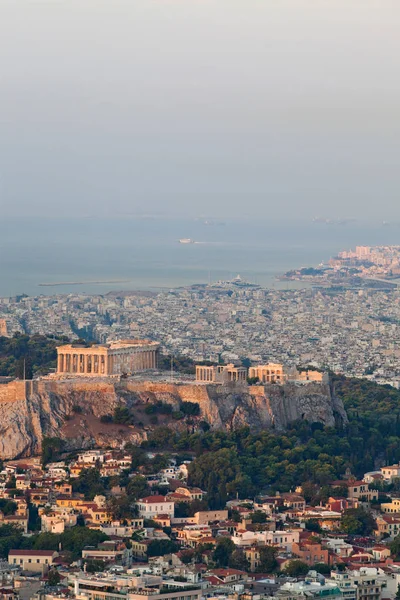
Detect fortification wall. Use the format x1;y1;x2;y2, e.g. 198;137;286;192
0;381;27;403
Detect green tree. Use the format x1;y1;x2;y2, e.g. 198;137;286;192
305;519;322;533
256;546;278;573
250;511;267;524
180;549;195;564
107;495;138;521
341;507;375;535
0;499;17;516
126;475;150;500
390;535;400;558
0;524;24;559
175;502;191;518
5;476;16;490
284;560;310;577
27;503;41;532
72;469;107;500
47;569;61;586
147;539;179;557
213;538;235;567
113;405;133;425
229;548;250;571
41;437;63;467
85;559;106;573
180;402;200;416
314;563;331;575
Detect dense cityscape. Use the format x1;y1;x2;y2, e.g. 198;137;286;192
2;279;400;386
1;272;400;598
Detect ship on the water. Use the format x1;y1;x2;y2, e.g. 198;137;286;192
179;238;195;244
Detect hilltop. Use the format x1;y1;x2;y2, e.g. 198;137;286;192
0;377;345;460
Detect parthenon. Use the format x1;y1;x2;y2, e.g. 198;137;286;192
56;340;160;377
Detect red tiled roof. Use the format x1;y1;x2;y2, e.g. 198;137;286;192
139;495;169;503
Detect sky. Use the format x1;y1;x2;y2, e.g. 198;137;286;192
0;0;399;221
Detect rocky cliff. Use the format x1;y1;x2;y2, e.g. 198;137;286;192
0;378;347;459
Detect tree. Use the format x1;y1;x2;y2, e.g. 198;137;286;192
390;535;400;558
229;548;250;571
395;584;400;600
5;476;16;490
27;503;41;532
305;519;322;533
250;511;267;524
107;495;137;521
127;447;149;471
113;405;133;425
72;468;107;500
58;527;108;560
331;484;349;499
126;475;150;500
180;549;195;564
213;538;235;567
175;502;191;518
314;563;331;575
0;499;17;516
0;524;24;559
47;569;61;586
147;539;179;557
284;560;310;577
301;482;320;504
256;546;278;573
100;414;113;423
41;437;63;467
341;507;376;535
180;402;200;416
85;559;106;573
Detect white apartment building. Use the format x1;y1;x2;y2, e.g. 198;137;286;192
136;495;175;519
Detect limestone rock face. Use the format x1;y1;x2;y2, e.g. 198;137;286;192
0;379;347;459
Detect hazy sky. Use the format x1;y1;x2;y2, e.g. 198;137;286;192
0;0;399;220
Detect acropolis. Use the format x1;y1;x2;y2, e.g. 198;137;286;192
56;339;160;377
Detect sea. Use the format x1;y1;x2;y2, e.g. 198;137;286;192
0;215;399;298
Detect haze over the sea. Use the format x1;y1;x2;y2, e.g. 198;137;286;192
0;216;399;297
